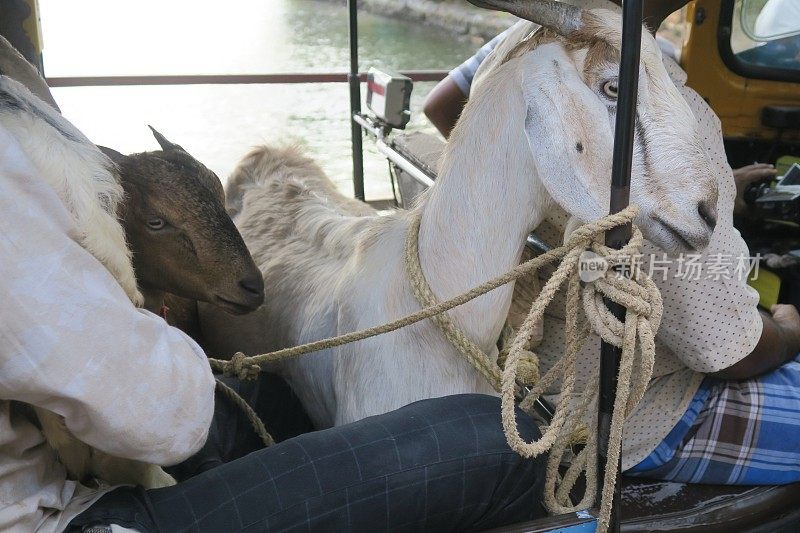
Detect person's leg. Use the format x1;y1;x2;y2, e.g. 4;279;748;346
69;394;546;532
166;372;316;481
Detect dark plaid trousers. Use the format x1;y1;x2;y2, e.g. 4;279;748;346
68;374;546;532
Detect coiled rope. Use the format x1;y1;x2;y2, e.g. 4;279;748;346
207;204;661;533
502;222;660;532
404;205;661;532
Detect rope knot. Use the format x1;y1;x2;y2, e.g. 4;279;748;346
515;351;540;386
581;228;663;348
225;352;261;381
582;276;661;347
498;344;540;387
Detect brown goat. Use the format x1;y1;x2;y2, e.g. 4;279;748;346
102;127;264;340
36;129;268;489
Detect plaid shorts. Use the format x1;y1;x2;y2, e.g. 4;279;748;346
627;354;800;485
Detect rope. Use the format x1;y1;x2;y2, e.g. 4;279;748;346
207;204;661;533
149;314;274;450
494;216;662;533
206;207;641;378
404;214;503;390
152;306;274;448
214;379;275;447
406;216;539;390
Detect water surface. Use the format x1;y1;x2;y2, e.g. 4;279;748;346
41;0;479;198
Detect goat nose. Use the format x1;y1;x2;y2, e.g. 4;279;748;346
698;200;717;232
239;274;264;297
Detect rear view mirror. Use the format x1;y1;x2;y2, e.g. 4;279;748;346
740;0;800;42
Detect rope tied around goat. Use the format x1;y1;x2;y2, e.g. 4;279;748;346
207;204;661;533
501;224;660;533
404;206;661;533
214;379;274;447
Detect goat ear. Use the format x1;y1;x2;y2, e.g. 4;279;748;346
148;125;185;152
520;45;612;223
98;145;128;165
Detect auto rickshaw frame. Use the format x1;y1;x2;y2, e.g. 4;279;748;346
2;0;800;531
682;0;800;170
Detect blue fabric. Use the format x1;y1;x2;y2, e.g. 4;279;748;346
627;354;800;485
627;382;714;473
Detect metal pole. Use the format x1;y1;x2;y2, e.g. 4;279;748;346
597;1;643;531
347;0;365;201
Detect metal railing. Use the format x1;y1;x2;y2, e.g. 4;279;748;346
45;67;447;204
45;70;448;88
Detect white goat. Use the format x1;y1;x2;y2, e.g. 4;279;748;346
201;0;719;428
0;74;173;488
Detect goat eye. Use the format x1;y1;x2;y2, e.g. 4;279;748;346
602;79;619;99
146;218;166;230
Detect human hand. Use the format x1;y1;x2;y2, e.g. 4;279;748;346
733;163;777;215
771;303;800;353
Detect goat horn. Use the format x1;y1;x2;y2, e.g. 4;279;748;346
465;0;583;36
148;125;183;152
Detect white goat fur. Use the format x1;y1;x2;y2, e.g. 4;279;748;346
203;8;719;428
0;75;173;488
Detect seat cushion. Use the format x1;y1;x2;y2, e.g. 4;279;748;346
761;105;800;130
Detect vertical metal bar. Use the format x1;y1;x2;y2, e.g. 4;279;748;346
347;0;365;201
597;1;643;531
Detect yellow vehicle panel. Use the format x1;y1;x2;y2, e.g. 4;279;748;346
682;0;800;143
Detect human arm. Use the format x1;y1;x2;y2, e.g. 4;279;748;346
711;304;800;380
423;76;468;138
0;135;215;466
423;28;511;138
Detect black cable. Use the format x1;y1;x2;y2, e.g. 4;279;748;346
388;161;401;208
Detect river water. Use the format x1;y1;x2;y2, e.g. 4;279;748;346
40;0;479;199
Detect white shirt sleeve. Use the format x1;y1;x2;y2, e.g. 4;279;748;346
0;131;215;466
